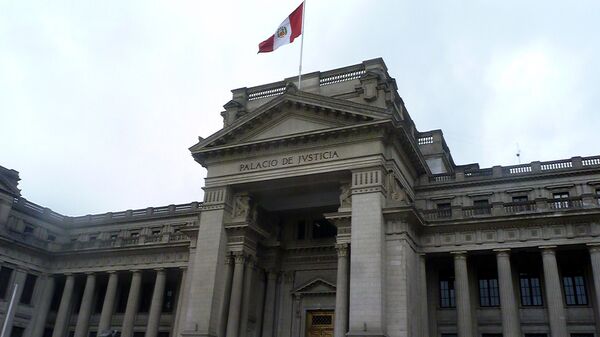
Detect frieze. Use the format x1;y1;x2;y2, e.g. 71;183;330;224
421;222;600;252
238;150;340;172
50;250;189;273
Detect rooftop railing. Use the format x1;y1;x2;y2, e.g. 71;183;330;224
426;155;600;184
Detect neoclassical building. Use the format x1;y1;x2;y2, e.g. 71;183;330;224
1;58;600;337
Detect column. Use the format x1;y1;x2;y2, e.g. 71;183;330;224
261;271;278;337
182;187;230;337
495;249;521;337
335;244;349;337
588;244;600;335
217;256;234;337
540;246;568;337
121;270;142;337
3;270;26;337
171;267;188;337
74;273;96;337
418;254;430;337
30;275;56;337
239;259;255;337
453;252;473;337
226;253;246;337
348;168;386;336
52;274;75;337
98;271;119;333
146;269;167;337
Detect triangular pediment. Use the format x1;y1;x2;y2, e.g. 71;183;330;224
292;277;336;295
189;91;391;154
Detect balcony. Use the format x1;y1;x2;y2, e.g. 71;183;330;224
421;197;594;222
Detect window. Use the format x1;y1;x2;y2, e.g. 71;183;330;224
296;220;306;240
47;234;56;242
0;266;13;299
436;203;452;218
439;276;455;308
473;199;491;215
311;219;336;239
131;232;140;238
110;234;118;240
11;327;25;337
89;236;97;241
20;274;37;305
563;274;588;305
24;225;34;234
552;192;570;209
152;229;161;235
479;278;500;307
596;189;600;204
520;273;543;306
512;195;528;203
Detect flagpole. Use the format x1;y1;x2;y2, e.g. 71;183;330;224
298;0;306;90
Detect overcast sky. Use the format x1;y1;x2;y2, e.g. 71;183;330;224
1;0;599;215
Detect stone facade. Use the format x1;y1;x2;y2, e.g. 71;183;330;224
1;58;600;337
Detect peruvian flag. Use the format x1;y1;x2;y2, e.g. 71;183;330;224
258;2;304;53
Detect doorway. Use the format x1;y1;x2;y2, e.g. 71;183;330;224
306;310;334;337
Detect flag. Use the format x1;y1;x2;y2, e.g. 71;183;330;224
258;2;304;53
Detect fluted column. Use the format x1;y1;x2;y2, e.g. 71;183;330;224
239;259;255;337
335;244;349;337
495;249;521;337
226;253;246;337
453;252;473;337
588;244;600;335
540;246;568;337
98;271;119;333
30;275;56;337
74;273;96;337
418;254;430;337
218;255;234;337
52;274;75;337
261;271;278;337
121;270;142;337
172;267;188;337
146;269;167;337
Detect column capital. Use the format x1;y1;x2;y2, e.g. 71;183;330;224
154;268;166;273
587;243;600;253
451;251;468;259
107;270;118;274
493;248;511;257
130;269;142;274
232;252;247;264
539;245;557;254
84;272;96;276
336;243;350;257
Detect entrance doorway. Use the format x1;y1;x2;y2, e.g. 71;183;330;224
306;310;334;337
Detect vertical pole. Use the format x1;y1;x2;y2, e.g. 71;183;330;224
0;284;19;337
298;0;306;90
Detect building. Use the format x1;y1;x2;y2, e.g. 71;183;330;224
1;58;600;337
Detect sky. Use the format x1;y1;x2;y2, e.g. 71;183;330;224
1;0;599;216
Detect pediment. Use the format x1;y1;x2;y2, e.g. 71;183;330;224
241;112;350;142
190;91;391;154
292;277;336;295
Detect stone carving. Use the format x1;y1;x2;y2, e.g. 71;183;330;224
387;174;407;204
233;194;252;219
339;183;352;208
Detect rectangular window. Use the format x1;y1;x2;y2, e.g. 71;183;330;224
520;274;543;306
296;220;306;240
512;195;528;203
596;189;600;205
20;274;37;305
24;225;34;234
563;275;588;305
0;266;13;299
473;199;491;215
552;192;570;208
439;277;455;308
11;327;25;337
436;203;452;218
479;278;500;307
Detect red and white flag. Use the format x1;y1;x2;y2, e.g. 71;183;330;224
258;2;304;53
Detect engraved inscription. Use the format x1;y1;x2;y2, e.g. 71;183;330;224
239;150;339;172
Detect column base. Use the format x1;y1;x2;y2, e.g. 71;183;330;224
180;331;217;337
346;331;387;337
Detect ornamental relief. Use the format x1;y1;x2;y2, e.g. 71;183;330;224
421;222;600;250
50;250;189;272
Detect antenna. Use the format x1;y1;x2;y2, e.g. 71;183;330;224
516;143;521;164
